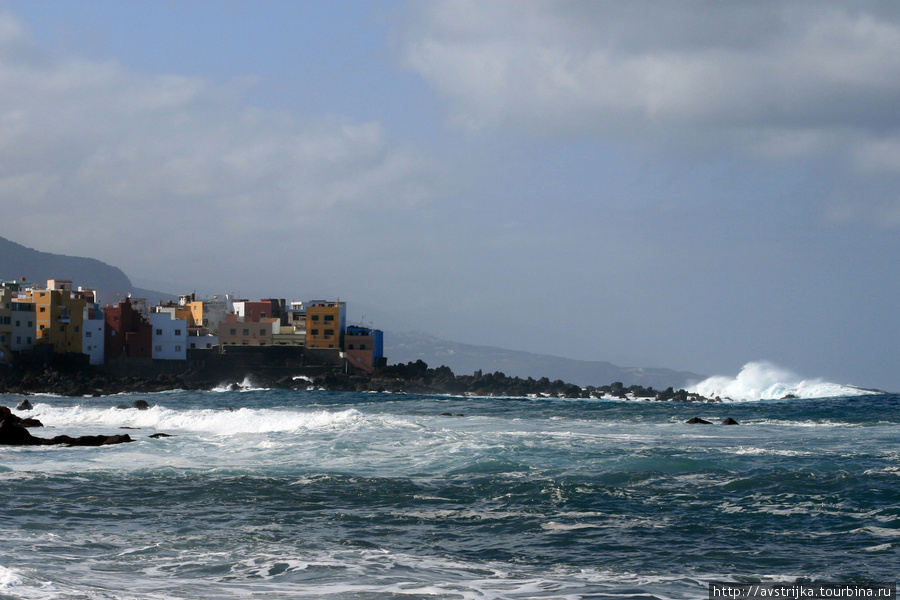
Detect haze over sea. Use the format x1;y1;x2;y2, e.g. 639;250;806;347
1;362;897;600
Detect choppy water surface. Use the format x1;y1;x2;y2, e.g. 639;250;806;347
1;389;897;599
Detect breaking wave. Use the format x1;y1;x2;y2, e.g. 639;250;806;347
686;361;878;402
27;404;363;436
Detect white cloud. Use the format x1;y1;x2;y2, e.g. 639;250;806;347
404;2;900;145
403;1;900;226
0;13;439;272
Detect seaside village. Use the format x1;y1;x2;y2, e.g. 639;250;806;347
0;278;386;376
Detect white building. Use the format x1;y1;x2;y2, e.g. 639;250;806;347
150;312;188;361
82;310;106;366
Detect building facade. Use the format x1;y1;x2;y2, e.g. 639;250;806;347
150;312;188;361
344;325;385;374
305;301;346;350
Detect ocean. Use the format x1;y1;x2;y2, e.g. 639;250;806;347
1;370;897;599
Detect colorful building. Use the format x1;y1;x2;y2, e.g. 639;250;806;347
150;311;188;361
305;301;346;350
105;297;152;360
218;314;278;346
26;282;87;355
344;325;384;374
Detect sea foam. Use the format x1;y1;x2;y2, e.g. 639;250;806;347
686;361;877;401
28;404;363;436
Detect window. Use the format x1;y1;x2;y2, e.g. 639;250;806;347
311;315;320;322
14;321;19;327
60;325;64;332
86;331;92;338
260;329;266;336
74;326;79;333
348;344;354;350
243;329;249;336
324;315;334;322
175;329;181;336
175;345;181;352
154;345;162;352
230;328;236;335
156;329;163;336
40;307;46;312
360;344;366;350
311;329;319;336
27;321;32;328
324;329;334;336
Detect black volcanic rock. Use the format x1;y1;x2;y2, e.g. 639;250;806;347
686;417;713;424
0;407;133;446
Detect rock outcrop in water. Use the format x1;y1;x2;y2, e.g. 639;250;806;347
0;405;133;446
287;361;720;402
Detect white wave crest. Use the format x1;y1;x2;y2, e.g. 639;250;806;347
686;361;878;401
0;565;23;588
30;404;362;436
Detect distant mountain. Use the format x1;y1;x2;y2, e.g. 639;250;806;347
0;235;176;303
0;235;133;291
384;331;704;390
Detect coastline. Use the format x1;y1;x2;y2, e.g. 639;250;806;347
0;360;719;402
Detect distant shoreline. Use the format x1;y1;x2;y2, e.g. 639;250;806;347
0;361;720;402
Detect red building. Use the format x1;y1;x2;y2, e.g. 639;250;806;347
104;298;152;360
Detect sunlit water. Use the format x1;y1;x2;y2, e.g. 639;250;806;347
1;387;897;599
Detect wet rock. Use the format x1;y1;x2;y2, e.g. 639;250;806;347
722;417;740;425
16;399;33;411
1;407;133;447
149;433;174;439
0;417;40;445
685;417;713;424
47;434;133;446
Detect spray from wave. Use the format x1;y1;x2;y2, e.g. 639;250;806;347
686;361;878;402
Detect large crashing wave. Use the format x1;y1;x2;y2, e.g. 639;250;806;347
686;361;878;401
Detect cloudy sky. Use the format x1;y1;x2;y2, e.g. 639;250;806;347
2;1;899;390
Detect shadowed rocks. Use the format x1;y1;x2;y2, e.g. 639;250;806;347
0;405;134;446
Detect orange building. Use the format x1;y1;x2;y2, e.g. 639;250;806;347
305;301;346;349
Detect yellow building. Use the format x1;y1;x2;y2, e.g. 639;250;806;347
305;301;346;349
27;287;86;355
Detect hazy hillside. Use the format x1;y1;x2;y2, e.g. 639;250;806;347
0;235;133;292
385;331;704;389
0;235;178;303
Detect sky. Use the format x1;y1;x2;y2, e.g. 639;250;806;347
1;1;900;391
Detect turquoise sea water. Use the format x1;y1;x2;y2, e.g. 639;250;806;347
1;388;897;599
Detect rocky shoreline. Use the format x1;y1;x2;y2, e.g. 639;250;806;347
0;361;735;446
0;360;722;402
